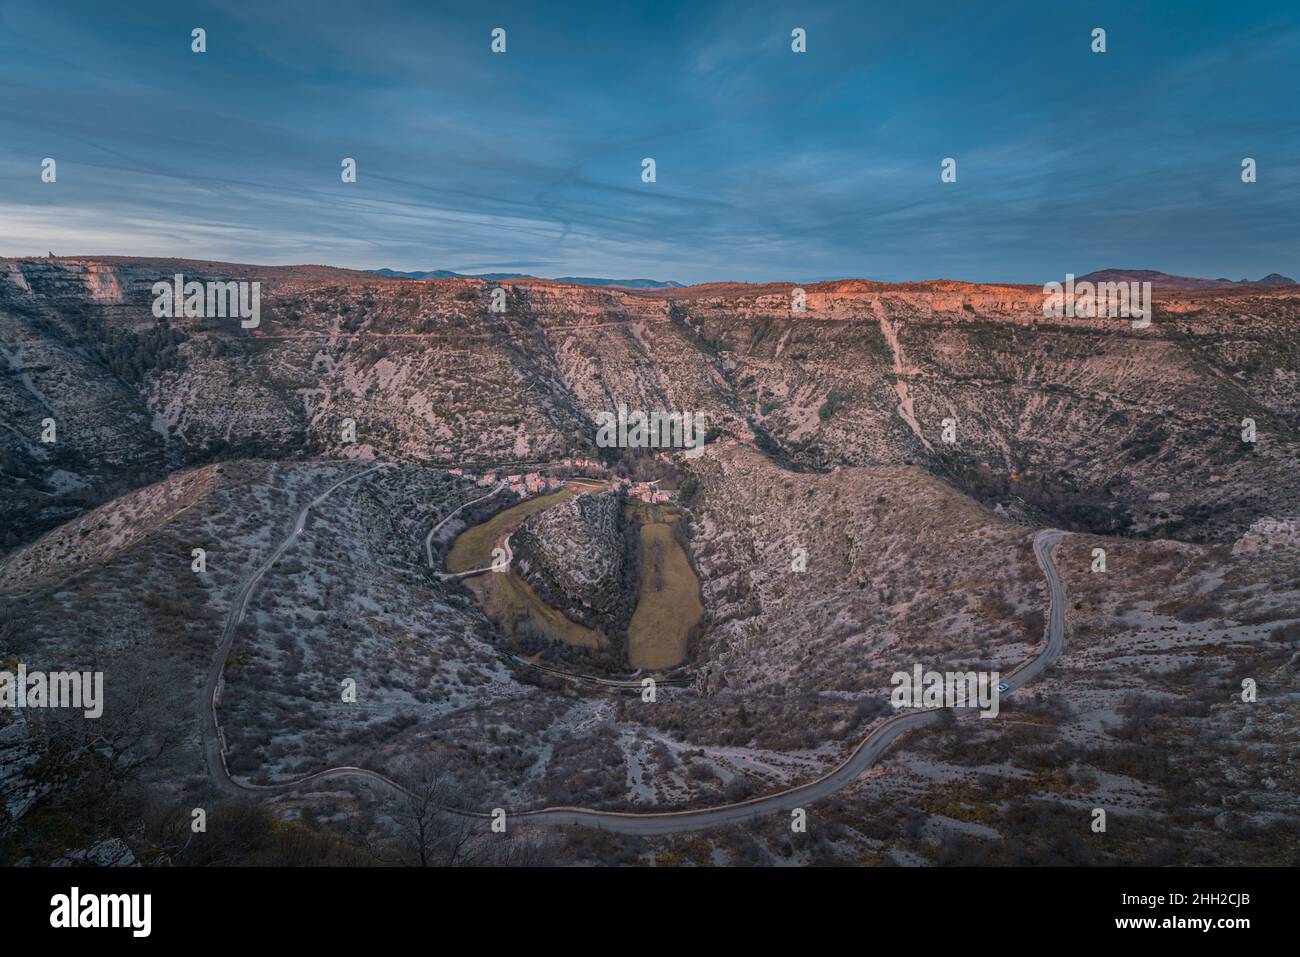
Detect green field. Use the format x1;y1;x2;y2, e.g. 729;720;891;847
446;489;573;572
448;492;701;664
627;509;702;669
446;488;605;650
466;570;606;650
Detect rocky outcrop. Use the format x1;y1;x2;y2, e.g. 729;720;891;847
50;838;138;867
4;256;1300;551
1231;517;1300;555
512;491;638;635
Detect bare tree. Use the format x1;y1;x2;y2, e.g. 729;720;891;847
359;757;551;867
380;761;479;866
29;652;188;788
15;649;190;845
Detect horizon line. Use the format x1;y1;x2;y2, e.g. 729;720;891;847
2;253;1295;291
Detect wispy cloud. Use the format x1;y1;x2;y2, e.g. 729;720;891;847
1;0;1296;283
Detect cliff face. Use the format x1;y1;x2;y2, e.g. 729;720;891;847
512;491;637;636
3;261;1299;851
4;256;1299;549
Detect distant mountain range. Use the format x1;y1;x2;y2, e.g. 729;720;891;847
372;268;683;289
1075;269;1296;290
375;266;1297;292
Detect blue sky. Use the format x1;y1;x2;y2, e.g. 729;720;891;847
2;1;1297;284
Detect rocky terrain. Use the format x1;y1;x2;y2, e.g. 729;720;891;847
511;491;638;639
4;257;1299;556
1;256;1296;867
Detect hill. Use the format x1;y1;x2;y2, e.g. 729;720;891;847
1076;268;1296;289
4;256;1300;552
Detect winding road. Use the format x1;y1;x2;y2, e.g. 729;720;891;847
201;463;393;794
508;528;1069;834
424;481;508;569
433;531;512;580
202;464;1070;834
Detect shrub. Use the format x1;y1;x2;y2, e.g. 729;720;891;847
818;389;851;421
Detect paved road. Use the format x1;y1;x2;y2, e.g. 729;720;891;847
424;481;507;569
433;530;512;580
507;528;1070;834
201;464;393;795
202;467;1069;833
432;478;608;577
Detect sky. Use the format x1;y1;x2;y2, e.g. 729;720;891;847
1;0;1298;285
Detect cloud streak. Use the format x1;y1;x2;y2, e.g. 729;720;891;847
1;0;1296;283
